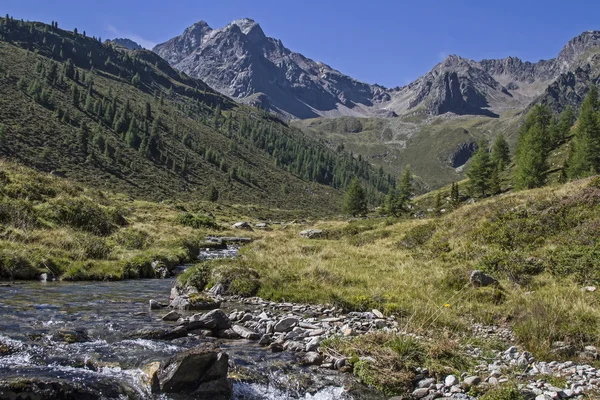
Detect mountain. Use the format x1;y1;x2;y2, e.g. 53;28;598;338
0;18;394;213
153;19;392;119
106;38;143;50
155;20;600;120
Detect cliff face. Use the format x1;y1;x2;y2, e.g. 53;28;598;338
155;24;600;119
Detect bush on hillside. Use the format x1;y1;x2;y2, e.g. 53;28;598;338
175;213;219;230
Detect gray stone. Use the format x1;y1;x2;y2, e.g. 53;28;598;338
162;311;182;322
445;375;459;387
462;376;481;388
299;229;325;239
187;310;232;331
274;317;299;332
232;222;253;231
412;387;430;398
470;270;498;287
232;325;260;340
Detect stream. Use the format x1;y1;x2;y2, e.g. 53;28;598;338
0;247;382;400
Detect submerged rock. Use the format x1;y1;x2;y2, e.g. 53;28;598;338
52;328;89;343
127;326;188;341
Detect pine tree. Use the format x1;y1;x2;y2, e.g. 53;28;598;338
434;191;442;214
0;124;5;147
489;163;502;195
557;106;576;141
491;134;510;170
467;142;493;196
515;123;548;189
78;121;89;154
145;102;152;120
344;177;367;217
207;185;219;202
131;73;141;87
450;182;460;206
568;86;600;179
398;168;413;206
515;105;551;189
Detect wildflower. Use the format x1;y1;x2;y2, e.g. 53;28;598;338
444;303;450;308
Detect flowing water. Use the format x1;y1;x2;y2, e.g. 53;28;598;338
0;247;382;400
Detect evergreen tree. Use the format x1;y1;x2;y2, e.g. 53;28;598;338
434;191;442;214
78;121;89;154
71;83;79;107
384;189;403;217
489;164;502;195
450;182;460;206
0;124;5;147
344;177;367;217
557;106;576;141
491;134;510;170
467;142;493;196
515;123;548;189
568;86;600;178
207;185;219;202
398;168;413;206
145;102;152;120
131;73;141;87
514;105;551;189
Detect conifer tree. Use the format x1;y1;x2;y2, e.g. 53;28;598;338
568;86;600;178
515;105;551;189
489;164;502;195
491;134;510;170
207;185;219;202
344;177;367;217
467;142;493;196
398;167;413;206
557;106;576;141
434;191;442;214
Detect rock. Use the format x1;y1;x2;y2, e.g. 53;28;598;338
418;378;436;388
186;310;232;331
216;329;241;339
0;376;139;399
232;325;260;340
52;328;89;343
169;294;221;311
151;260;171;279
306;337;320;352
269;342;284;353
142;361;161;393
255;222;270;230
128;326;188;341
258;334;272;346
232;222;253;231
372;309;384;319
301;352;323;366
462;376;481;389
208;283;227;295
191;378;233;400
150;299;168;310
583;286;597;292
158;345;229;394
342;328;356;337
162;311;182;322
274;317;299;332
445;375;459;387
412;387;430;398
299;229;325;239
470;270;498;287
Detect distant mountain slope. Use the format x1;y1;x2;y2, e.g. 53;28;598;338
106;38;142;50
0;18;394;212
155;20;600;120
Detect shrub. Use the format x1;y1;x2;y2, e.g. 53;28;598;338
110;228;152;250
71;233;112;260
41;196;125;235
399;222;437;249
178;262;213;291
0;199;38;229
478;249;544;284
0;252;40;279
176;213;218;229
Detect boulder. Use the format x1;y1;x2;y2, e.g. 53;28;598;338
231;325;260;340
186;310;232;331
127;326;188;341
52;328;90;343
299;229;324;239
274;317;299;332
232;222;253;231
162;311;182;322
301;352;323;366
469;270;498;287
158;345;230;394
0;377;139;399
142;361;161;393
170;295;221;311
149;299;168;310
192;378;233;400
151;260;171;279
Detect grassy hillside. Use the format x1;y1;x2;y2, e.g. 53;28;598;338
182;175;600;393
0;159;293;281
0;17;393;213
294;111;523;191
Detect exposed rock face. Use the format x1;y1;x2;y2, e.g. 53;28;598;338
106;38;143;50
155;21;600;119
451;142;478;168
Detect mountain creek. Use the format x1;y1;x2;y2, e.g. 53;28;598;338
0;246;382;400
2;246;600;400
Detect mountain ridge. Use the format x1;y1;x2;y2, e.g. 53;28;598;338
153;22;600;119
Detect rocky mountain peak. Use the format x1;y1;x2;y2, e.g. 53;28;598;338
557;30;600;71
106;38;142;50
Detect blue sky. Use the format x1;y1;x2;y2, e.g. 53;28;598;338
2;0;598;87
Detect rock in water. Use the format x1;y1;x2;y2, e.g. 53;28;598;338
187;309;232;331
158;345;230;394
470;270;498;287
232;325;260;340
274;317;299;332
